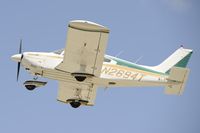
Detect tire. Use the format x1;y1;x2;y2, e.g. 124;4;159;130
70;102;81;108
25;85;36;91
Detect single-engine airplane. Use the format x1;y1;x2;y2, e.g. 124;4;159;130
11;20;193;108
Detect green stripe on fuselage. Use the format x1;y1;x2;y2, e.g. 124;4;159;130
107;56;167;76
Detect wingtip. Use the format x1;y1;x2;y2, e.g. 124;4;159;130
68;20;109;33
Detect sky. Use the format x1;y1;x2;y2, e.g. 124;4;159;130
0;0;200;133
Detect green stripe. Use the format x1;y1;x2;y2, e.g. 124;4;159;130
175;51;193;68
107;56;167;75
166;51;193;74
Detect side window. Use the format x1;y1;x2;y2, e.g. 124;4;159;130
53;49;64;55
104;58;111;62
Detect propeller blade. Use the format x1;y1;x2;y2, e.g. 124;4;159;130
17;62;20;81
19;39;22;54
20;54;23;61
16;39;23;81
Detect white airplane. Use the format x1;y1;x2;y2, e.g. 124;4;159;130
11;20;193;108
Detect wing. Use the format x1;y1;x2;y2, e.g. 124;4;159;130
56;20;109;77
57;81;97;106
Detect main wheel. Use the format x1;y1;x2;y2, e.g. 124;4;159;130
74;76;86;82
70;102;81;108
25;85;36;91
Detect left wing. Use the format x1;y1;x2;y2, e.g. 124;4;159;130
56;20;109;77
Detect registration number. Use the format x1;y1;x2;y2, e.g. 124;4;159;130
101;66;144;80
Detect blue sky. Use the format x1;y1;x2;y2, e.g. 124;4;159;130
0;0;199;133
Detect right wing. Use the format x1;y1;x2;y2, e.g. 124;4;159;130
55;20;109;106
56;20;109;77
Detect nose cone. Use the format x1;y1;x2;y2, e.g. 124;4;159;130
11;54;22;62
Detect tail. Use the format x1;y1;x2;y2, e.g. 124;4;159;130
152;47;193;74
150;47;193;95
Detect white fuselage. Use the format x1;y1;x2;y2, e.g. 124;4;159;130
18;52;167;84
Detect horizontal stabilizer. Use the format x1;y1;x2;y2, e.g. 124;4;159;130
165;67;189;95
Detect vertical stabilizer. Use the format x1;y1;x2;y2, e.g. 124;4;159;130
153;47;192;73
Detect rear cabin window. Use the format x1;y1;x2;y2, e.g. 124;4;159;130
104;58;111;62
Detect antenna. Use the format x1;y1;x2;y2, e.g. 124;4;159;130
115;50;124;58
134;56;143;64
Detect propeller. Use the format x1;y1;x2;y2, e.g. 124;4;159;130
16;39;23;81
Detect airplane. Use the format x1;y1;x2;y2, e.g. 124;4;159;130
11;20;193;108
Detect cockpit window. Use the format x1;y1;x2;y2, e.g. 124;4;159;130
53;49;64;55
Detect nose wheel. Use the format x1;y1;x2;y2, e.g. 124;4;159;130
25;85;36;91
23;80;47;91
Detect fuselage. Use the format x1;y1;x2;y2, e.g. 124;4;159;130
11;51;168;84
